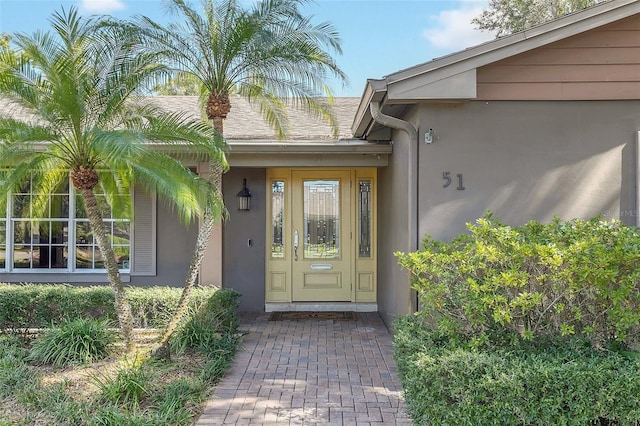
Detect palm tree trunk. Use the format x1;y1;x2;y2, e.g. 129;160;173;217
154;119;225;354
156;200;217;349
79;188;136;352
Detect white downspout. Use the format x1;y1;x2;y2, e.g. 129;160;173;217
369;102;419;144
370;101;420;311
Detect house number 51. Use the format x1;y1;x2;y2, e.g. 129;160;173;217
443;172;465;190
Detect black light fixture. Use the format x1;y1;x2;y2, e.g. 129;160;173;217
236;178;251;211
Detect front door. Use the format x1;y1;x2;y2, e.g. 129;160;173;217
291;170;352;301
266;168;377;305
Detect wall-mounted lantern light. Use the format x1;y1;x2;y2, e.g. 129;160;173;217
236;178;251;211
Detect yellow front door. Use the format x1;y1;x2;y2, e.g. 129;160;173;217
291;170;352;301
265;168;377;305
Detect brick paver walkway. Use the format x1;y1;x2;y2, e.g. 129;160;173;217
196;312;412;425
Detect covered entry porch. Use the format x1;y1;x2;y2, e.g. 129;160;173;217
219;140;390;312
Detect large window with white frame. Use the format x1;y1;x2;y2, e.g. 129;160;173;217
0;175;131;272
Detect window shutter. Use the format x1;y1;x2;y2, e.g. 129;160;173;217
131;188;156;276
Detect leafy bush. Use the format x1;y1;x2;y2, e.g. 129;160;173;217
28;318;116;367
151;378;204;425
170;288;241;355
396;214;640;349
0;335;34;398
0;284;217;329
89;405;150;426
394;316;640;425
17;380;88;424
91;357;150;409
0;285;240;424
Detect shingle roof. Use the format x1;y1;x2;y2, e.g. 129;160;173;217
146;96;360;141
0;96;360;141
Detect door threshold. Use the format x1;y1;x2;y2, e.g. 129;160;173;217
265;302;377;313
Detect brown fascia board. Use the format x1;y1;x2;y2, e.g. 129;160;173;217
226;139;391;155
148;138;392;154
351;0;640;137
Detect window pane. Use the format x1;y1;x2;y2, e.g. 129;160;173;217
32;245;47;268
76;222;92;244
50;221;68;245
13;247;30;268
75;221;94;269
13;221;31;267
359;180;372;257
12;194;30;217
13;221;31;245
303;180;339;259
76;245;93;269
50;194;70;218
271;181;285;258
75;195;87;218
38;222;50;244
114;247;130;270
113;221;130;244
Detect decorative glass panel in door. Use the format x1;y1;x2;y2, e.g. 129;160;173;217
303;180;339;259
292;171;351;302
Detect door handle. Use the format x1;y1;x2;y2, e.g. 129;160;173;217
293;229;299;261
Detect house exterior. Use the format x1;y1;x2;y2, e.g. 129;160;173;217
2;0;640;327
352;0;640;324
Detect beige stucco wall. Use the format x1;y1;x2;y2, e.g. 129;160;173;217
376;107;419;326
222;169;266;312
417;100;640;242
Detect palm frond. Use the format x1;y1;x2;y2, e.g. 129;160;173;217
139;0;346;138
0;5;221;226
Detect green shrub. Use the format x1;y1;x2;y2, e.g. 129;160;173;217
16;380;88;424
199;348;235;382
394;316;640;425
91;357;151;409
0;284;217;329
170;288;240;355
88;405;150;426
28;318;116;367
125;286;212;328
151;378;204;425
396;214;640;349
0;335;34;398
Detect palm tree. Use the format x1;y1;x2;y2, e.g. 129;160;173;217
0;8;225;351
138;0;347;349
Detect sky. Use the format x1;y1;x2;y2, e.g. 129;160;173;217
0;0;497;97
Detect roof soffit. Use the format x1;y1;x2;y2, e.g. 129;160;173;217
386;69;477;101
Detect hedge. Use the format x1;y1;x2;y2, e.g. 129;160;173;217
0;284;218;329
394;215;640;424
396;215;640;349
394;316;640;425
